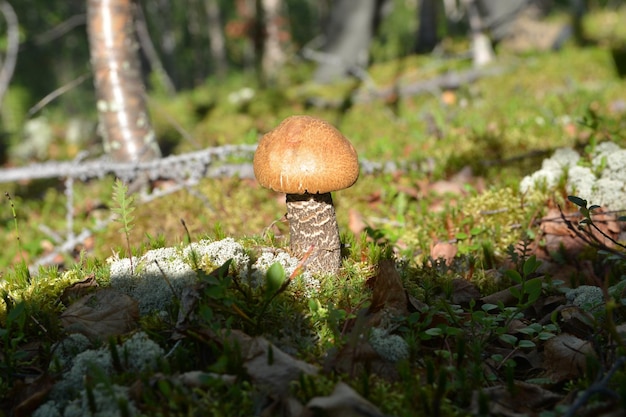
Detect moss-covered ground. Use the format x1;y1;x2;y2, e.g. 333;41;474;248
2;6;626;417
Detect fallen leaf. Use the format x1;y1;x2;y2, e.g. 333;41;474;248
542;333;596;383
430;241;458;266
451;278;481;305
60;288;139;340
348;208;366;236
60;273;98;305
471;380;562;416
327;335;400;380
12;374;55;417
305;382;385;417
222;329;317;396
534;207;620;262
367;259;408;323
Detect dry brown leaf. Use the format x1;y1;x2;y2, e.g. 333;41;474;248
558;306;596;339
471;380;562;416
60;288;139;340
172;285;202;340
430;241;458;266
223;329;317;396
542;333;596;383
305;382;385;417
451;278;480;305
60;273;98;306
348;208;366;236
534;207;620;262
12;374;55;417
327;336;400;380
367;259;408;325
429;179;466;196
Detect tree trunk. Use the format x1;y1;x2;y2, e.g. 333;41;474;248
204;0;228;77
260;0;286;84
87;0;161;163
415;0;440;53
313;0;379;84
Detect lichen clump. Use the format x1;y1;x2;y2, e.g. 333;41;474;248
565;285;604;312
520;142;626;210
108;246;198;315
108;238;320;315
369;327;410;362
36;332;163;417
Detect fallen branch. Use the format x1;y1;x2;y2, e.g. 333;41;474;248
304;65;507;108
0;145;258;183
0;145;431;185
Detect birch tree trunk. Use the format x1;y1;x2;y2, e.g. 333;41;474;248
260;0;285;84
87;0;161;163
204;0;228;77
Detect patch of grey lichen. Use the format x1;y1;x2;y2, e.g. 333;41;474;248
109;245;198;315
520;142;626;210
369;327;410;362
108;237;319;315
35;332;162;417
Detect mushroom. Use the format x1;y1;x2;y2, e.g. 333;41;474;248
253;115;359;274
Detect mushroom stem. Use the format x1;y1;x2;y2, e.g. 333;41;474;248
286;192;341;274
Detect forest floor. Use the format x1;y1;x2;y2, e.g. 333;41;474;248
2;7;626;417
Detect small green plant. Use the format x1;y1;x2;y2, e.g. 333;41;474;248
111;179;137;273
4;192;30;280
505;254;543;308
568;195;626;251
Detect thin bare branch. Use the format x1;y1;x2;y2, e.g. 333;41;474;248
0;1;19;107
32;14;86;45
27;73;91;116
135;3;176;95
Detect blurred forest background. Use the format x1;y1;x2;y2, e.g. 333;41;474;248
1;0;618;165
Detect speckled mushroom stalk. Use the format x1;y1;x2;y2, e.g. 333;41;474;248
253;115;359;275
286;192;341;273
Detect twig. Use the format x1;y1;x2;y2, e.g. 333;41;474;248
29;221;111;275
0;1;19;107
27;73;91;116
564;356;626;417
32;14;86;45
303;65;507;108
0;144;258;183
558;205;626;257
135;3;176;96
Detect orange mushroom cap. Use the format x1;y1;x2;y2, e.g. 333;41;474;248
253;115;359;194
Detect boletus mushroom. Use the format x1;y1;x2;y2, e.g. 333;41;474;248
253;115;359;274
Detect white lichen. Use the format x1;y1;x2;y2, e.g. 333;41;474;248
184;237;250;272
120;331;164;371
369;327;410;362
38;332;163;417
520;144;626;210
565;285;604;312
32;402;62;417
250;248;320;296
566;165;596;197
50;333;92;372
108;238;325;316
63;384;138;417
109;246;197;315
